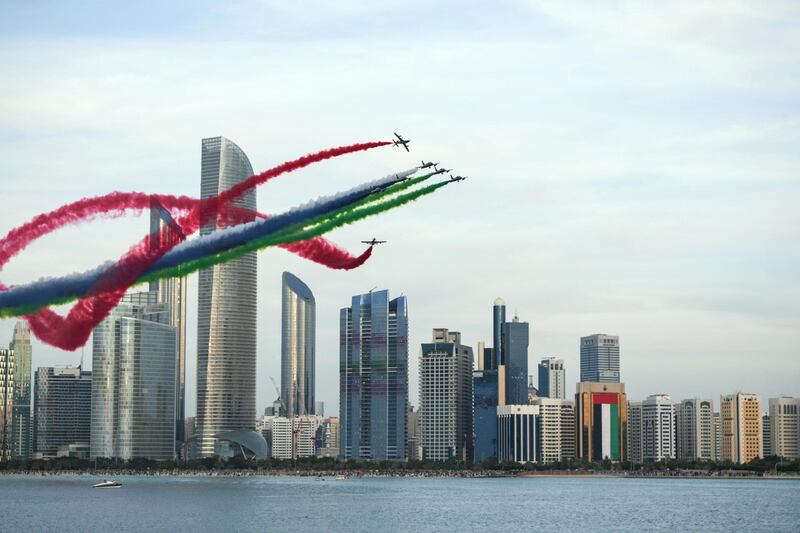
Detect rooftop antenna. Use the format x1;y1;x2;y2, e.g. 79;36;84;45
369;286;377;293
79;346;84;371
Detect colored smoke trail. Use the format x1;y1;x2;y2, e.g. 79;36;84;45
0;141;393;350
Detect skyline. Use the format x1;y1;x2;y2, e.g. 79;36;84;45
1;1;798;416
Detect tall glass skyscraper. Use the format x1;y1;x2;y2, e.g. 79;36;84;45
473;369;498;461
10;321;32;459
90;291;177;460
149;206;187;447
502;317;529;405
491;298;506;369
281;272;315;418
339;290;408;461
33;367;91;458
580;334;620;383
197;136;258;457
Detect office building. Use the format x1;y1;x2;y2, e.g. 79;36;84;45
33;367;91;458
769;397;800;460
476;341;486;371
538;357;565;400
502;317;529;406
406;407;421;461
281;272;315;418
497;404;538;463
473;369;498;461
713;412;721;462
576;382;627;462
315;401;325;417
628;395;675;463
196;136;258;457
0;349;12;460
339;289;408;461
419;328;473;461
9;322;32;459
317;416;340;458
580;334;620;383
491;298;505;370
675;398;715;461
270;417;293;459
90;291;177;460
762;414;772;457
149;206;188;449
532;398;575;463
720;392;762;464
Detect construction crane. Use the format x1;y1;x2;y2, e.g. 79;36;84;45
269;376;285;416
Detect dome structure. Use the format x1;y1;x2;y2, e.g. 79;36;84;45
494;297;505;306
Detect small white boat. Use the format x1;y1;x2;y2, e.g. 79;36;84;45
335;475;348;481
93;480;122;488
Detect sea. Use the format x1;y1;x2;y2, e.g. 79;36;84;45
2;475;799;532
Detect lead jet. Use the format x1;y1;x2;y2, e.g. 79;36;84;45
361;238;387;246
393;132;411;152
449;174;467;183
419;160;438;169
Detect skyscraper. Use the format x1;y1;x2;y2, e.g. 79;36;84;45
9;322;32;459
196;136;258;457
339;289;408;461
628;395;675;463
768;396;800;461
281;272;315;418
538;357;566;400
90;291;177;460
0;348;13;460
473;369;498;461
720;392;762;464
502;317;529;405
419;328;473;461
576;382;627;462
33;367;91;458
491;298;505;369
149;206;187;448
675;398;715;462
762;414;772;457
580;334;620;383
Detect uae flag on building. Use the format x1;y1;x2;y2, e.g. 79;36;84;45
592;393;620;461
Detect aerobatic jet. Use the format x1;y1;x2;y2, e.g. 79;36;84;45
419;160;437;169
393;132;411;152
361;238;387;246
449;174;467;183
432;167;451;175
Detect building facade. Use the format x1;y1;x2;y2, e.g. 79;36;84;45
419;329;473;461
491;298;505;370
149;206;188;450
281;272;316;418
769;396;800;461
675;398;715;461
33;367;91;458
497;405;538;463
196;136;258;457
339;290;408;461
502;317;529;406
720;392;762;464
628;395;675;463
576;382;627;462
538;357;565;400
762;414;772;457
90;291;177;460
473;369;498;461
9;322;32;459
0;349;13;460
580;334;620;383
532;397;575;463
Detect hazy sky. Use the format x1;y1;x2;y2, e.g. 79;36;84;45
1;1;798;417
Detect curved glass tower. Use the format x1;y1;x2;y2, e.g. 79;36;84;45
281;272;315;419
197;137;257;457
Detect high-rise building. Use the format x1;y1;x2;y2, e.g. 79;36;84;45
476;341;486;371
406;407;421;461
294;414;323;458
491;298;505;370
769;397;800;461
675;398;715;462
713;412;721;462
720;392;762;464
502;317;529;406
473;369;498;461
317;416;340;458
580;334;620;383
762;414;772;457
270;417;293;459
532;397;575;464
33;367;91;458
281;272;315;419
497;404;538;463
538;357;565;400
0;348;13;460
575;382;627;462
419;328;473;461
628;395;675;463
196;136;258;457
9;322;32;459
149;206;187;449
90;291;177;460
315;401;325;417
339;289;408;461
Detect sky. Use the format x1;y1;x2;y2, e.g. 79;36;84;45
0;1;798;417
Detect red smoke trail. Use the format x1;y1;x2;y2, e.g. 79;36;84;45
1;141;390;349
